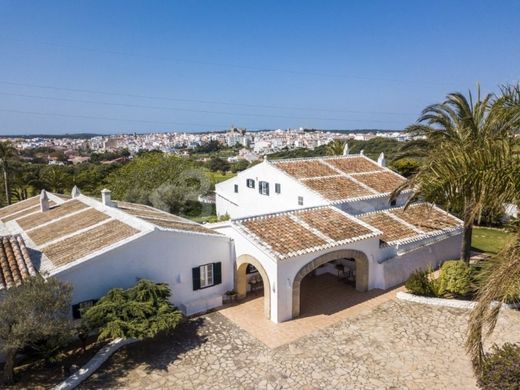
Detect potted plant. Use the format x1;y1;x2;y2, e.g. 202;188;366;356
224;290;238;303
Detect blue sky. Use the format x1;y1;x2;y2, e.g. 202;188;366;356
0;0;519;135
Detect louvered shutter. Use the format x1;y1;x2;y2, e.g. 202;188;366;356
213;262;222;285
192;267;201;290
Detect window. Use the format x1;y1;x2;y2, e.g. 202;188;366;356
298;196;304;206
275;183;281;194
246;179;255;188
200;264;214;288
234;184;239;193
72;299;98;319
259;181;269;195
193;262;222;290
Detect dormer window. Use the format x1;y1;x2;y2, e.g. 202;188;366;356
259;181;269;195
246;179;255;188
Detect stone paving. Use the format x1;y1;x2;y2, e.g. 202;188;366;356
81;300;520;389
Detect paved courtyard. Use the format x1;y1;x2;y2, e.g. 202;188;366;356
219;273;404;348
81;299;520;389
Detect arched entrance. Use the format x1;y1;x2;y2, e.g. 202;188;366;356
236;254;271;319
292;249;369;318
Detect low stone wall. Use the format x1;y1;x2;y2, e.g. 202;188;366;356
52;338;137;390
396;291;520;310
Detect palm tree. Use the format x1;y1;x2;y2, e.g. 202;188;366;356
466;229;520;372
326;139;347;156
393;86;520;262
0;141;18;205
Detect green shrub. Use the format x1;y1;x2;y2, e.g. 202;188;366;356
405;268;436;297
479;343;520;389
437;260;472;297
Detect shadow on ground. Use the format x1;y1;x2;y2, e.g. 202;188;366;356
79;317;207;389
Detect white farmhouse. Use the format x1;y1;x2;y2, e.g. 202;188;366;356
213;154;463;322
0;189;233;317
216;154;411;219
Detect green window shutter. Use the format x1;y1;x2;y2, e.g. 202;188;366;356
192;267;201;290
213;262;222;285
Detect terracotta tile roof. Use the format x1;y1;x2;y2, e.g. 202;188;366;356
16;200;89;230
269;155;407;202
27;208;111;246
1;204;41;222
297;208;373;241
353;172;406;194
0;196;40;219
326;157;383;174
235;206;380;259
116;201;218;235
302;176;374;201
359;213;418;244
391;204;461;233
42;220;140;267
241;215;327;256
0;235;37;290
272;160;338;178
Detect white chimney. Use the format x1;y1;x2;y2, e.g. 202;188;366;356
360;149;364;156
40;190;49;212
342;143;349;156
101;188;114;207
71;185;81;198
377;152;385;167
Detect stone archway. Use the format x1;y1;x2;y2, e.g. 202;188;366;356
236;254;271;319
291;249;369;318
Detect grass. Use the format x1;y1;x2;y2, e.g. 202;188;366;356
471;227;514;254
206;171;236;185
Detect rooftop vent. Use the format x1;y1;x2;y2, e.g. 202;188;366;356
377;152;385;167
71;185;81;198
101;188;114;207
40;190;49;212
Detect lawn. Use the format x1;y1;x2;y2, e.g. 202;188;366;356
471;227;514;254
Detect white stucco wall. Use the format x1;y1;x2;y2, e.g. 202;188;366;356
53;230;234;316
216;161;325;219
374;233;462;289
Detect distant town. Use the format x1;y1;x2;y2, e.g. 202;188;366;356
0;128;408;164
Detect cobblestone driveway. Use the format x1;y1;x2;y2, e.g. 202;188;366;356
81;300;520;389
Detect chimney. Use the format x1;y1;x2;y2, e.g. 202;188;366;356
360;149;364;156
71;185;81;198
342;143;349;156
101;188;114;207
377;152;385;167
40;190;49;212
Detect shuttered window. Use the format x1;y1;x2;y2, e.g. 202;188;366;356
259;181;269;195
192;262;222;290
246;179;255;188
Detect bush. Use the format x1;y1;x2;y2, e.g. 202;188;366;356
479;343;520;389
437;260;472;297
405;268;436;297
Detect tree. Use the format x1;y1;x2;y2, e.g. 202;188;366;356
326;139;347;156
0;276;72;384
207;157;230;173
104;153;208;212
393;86;520;262
82;279;183;341
0;141;18;205
40;165;72;193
